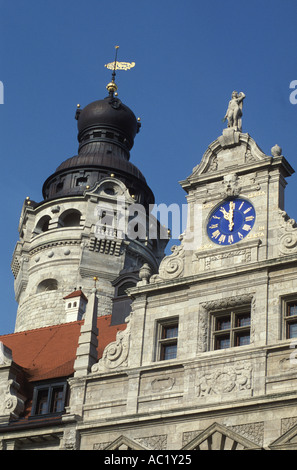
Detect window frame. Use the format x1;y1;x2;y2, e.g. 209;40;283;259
31;381;68;417
283;297;297;340
212;308;251;351
156;317;179;362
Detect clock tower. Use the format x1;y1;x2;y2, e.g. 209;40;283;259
3;87;297;450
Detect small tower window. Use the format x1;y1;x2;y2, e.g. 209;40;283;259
59;209;81;227
37;279;58;293
34;215;51;235
76;177;88;187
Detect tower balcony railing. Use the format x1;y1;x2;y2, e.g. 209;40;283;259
94;223;124;240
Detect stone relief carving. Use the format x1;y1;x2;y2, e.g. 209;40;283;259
278;209;297;255
0;378;25;420
221;173;242;198
282;416;297;434
135;434;167;451
245;148;257;163
151;377;175;393
183;422;263;448
229;422;264;447
91;317;131;373
62;428;80;450
196;362;252;397
201;294;253;312
208;154;218;171
204;248;251;271
182;430;202;447
93;441;112;450
198;310;208;353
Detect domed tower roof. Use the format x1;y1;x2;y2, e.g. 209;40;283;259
76;96;139;154
42;69;154;207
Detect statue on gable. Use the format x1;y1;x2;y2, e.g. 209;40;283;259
223;91;246;131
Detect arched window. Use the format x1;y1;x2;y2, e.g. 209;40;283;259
59;209;81;227
37;279;58;293
111;278;137;325
117;282;136;297
33;215;51;235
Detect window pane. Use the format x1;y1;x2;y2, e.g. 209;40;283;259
236;332;250;346
36;389;49;415
161;343;177;360
216;316;231;331
236;313;251;327
288;322;297;338
163;325;178;339
51;387;64;413
215;335;230;349
288;303;297;317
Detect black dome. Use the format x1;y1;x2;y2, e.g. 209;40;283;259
77;97;139;150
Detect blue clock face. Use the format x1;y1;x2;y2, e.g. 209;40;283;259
207;198;256;245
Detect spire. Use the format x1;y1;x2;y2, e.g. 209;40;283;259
104;45;135;97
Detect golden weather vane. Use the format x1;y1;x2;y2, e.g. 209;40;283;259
104;46;135;96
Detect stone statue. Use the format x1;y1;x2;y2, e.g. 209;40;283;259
223;91;246;131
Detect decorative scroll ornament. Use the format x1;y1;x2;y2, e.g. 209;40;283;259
91;317;131;373
278;210;297;255
150;244;184;283
0;379;25;420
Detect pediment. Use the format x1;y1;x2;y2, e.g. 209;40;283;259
182;422;261;450
269;423;297;450
187;131;271;181
104;435;148;451
86;177;129;200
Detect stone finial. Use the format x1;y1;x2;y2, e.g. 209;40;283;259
271;144;282;157
223;91;246;132
138;263;152;285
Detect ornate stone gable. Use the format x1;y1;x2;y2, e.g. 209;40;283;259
187;132;271;182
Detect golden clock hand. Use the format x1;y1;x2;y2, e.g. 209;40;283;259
228;201;235;231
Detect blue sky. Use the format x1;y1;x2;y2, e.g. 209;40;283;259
1;0;297;334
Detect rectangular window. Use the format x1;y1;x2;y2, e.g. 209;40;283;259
157;318;178;361
213;310;251;350
31;382;67;416
285;300;297;339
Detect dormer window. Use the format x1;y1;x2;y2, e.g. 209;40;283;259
63;290;88;323
31;381;67;416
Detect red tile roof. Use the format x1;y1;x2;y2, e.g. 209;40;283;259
0;315;126;382
63;289;88;301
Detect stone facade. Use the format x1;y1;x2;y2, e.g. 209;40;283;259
2;94;297;451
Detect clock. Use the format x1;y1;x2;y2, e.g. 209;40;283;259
207;198;256;245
